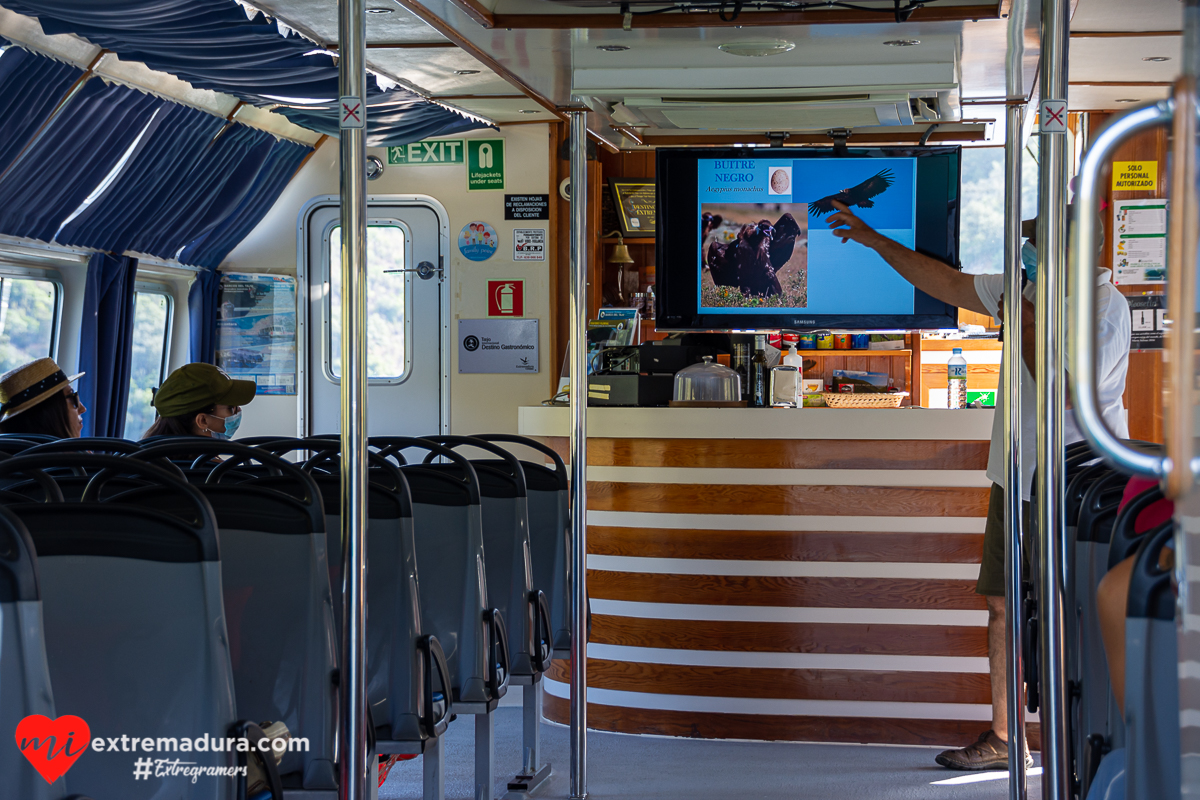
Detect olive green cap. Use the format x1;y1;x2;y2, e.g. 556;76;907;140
152;363;256;417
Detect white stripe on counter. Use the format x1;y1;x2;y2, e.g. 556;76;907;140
921;350;1003;365
588;510;988;533
584;466;991;487
543;678;991;721
584;643;989;673
590;599;988;627
587;555;981;581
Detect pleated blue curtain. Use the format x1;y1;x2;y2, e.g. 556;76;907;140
178;138;312;269
0;80;163;243
56;103;227;253
77;252;137;437
188;269;221;365
0;45;83;174
127;124;275;259
1;0;491;146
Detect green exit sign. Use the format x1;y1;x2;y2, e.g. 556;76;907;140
968;390;996;406
387;139;464;165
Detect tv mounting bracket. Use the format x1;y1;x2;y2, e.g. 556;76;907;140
826;128;852;157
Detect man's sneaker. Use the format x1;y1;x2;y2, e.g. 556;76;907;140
935;730;1034;771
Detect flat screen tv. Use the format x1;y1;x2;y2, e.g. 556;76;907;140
655;146;962;331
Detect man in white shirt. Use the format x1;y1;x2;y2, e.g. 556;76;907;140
826;200;1131;771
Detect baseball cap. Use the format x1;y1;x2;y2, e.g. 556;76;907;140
152;363;256;418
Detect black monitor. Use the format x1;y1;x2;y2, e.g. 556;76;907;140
655;146;962;331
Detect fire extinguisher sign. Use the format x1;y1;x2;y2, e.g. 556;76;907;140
512;228;546;262
487;280;525;318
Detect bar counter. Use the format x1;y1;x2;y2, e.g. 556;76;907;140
518;406;1024;748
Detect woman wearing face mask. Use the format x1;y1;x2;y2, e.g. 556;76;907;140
141;362;255;439
0;357;87;438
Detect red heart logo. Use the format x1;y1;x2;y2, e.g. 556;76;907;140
14;714;91;784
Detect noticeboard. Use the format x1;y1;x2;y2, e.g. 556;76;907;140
216;273;297;395
608;179;656;238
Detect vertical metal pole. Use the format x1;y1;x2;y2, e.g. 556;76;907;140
1003;100;1028;800
1037;0;1070;796
1003;4;1029;794
567;108;589;800
337;0;369;796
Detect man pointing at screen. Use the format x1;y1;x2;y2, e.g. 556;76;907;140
826;200;1131;772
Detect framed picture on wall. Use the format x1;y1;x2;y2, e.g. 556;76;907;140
608;179;656;239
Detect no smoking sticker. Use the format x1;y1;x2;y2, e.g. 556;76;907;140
1040;99;1067;134
340;96;364;129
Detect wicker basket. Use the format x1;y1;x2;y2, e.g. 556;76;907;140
822;391;906;408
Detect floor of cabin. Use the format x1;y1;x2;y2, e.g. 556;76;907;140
380;688;1044;800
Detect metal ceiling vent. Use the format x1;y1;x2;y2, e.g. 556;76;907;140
608;89;957;131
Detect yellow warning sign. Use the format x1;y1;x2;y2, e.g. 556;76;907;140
1112;161;1158;192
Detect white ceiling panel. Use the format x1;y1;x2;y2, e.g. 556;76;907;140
1070;0;1182;32
368;47;519;94
250;0;450;44
1069;35;1181;83
1069;84;1172;111
444;96;557;122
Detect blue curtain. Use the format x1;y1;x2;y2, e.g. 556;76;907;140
2;0;493;146
0;45;83;174
188;268;221;364
56;103;227;253
178;138;312;269
0;79;163;244
77;252;137;438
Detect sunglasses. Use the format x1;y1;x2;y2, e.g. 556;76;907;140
64;391;81;410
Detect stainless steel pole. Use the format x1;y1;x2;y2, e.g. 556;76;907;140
1037;0;1070;796
1003;100;1028;800
1003;4;1029;795
567;108;589;800
337;0;369;796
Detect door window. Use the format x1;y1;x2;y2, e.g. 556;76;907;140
327;224;410;382
0;275;59;374
123;287;172;438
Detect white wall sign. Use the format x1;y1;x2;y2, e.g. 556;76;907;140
1040;99;1067;133
513;228;546;261
458;319;539;373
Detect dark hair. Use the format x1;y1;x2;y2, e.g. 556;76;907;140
141;404;215;439
0;389;76;439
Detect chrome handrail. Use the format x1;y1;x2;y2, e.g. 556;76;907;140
1070;98;1175;480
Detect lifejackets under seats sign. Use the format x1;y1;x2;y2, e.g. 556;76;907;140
467;139;505;191
1112;161;1158;192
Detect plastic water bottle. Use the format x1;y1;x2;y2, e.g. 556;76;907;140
947;347;968;409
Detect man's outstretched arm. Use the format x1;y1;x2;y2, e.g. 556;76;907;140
826;201;989;315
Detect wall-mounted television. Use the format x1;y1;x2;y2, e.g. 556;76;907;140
655;146;962;331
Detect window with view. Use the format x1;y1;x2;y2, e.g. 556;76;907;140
0;276;58;375
959;143;1041;275
328;225;408;380
123;290;171;439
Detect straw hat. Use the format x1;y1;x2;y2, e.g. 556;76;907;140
0;358;84;420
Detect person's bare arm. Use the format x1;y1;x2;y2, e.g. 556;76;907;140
827;201;988;315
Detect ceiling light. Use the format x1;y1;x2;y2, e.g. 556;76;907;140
453;69;480;75
1115;98;1141;103
718;40;795;57
366;6;393;12
597;45;630;52
518;109;539;114
1143;56;1171;62
884;39;921;47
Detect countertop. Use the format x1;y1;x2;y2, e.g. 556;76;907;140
518;405;995;441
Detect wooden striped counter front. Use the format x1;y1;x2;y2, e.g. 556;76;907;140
518;405;1038;749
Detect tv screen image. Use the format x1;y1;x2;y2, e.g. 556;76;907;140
657;147;961;331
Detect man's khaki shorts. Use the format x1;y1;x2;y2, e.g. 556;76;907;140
976;482;1031;597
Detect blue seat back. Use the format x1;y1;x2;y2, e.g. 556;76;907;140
0;504;60;799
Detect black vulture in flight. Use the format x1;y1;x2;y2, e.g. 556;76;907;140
807;169;895;217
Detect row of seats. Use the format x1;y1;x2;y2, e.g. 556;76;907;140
1025;440;1176;800
0;433;571;800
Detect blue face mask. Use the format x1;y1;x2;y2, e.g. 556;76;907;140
210;410;242;441
1021;241;1038;282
